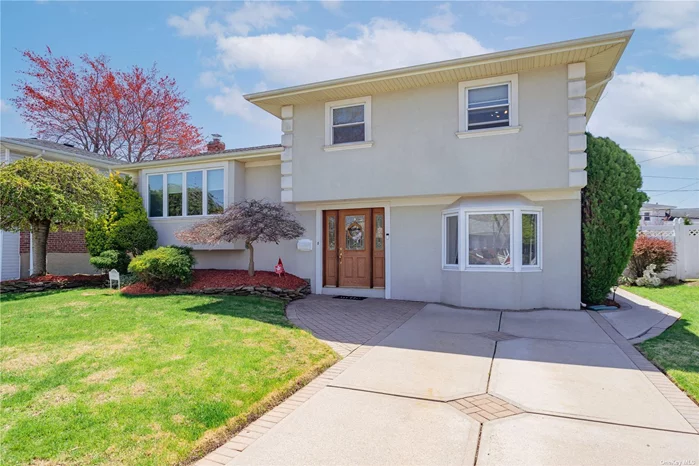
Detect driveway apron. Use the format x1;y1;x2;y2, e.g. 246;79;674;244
215;299;698;466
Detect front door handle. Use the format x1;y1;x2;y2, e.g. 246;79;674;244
339;248;344;263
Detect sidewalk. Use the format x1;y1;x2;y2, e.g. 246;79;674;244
597;288;681;344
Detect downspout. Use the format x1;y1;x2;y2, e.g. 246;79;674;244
587;72;614;92
29;232;34;276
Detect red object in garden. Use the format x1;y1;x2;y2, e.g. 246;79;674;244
275;258;285;277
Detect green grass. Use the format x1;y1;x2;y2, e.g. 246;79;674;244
0;289;337;465
622;282;699;402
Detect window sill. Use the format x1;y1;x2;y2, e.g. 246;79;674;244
455;126;521;139
323;141;374;152
464;266;514;272
148;215;220;222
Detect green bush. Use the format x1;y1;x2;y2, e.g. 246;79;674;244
581;133;648;304
86;173;157;257
167;245;196;268
111;213;158;255
89;250;131;274
128;247;193;290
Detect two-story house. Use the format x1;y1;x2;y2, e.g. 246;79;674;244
117;30;633;310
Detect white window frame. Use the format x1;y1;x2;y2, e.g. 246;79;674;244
457;74;520;139
324;96;373;151
146;166;226;219
441;205;542;272
442;211;459;270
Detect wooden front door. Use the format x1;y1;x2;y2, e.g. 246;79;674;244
338;209;372;288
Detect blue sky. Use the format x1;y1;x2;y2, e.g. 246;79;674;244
1;1;698;207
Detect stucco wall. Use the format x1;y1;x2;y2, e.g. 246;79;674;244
291;66;569;203
20;252;97;278
189;164;316;282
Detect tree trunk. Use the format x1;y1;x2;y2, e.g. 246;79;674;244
31;221;51;276
247;241;255;277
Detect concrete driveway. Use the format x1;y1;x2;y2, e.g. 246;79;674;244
199;298;699;466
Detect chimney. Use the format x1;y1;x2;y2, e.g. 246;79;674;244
207;134;225;152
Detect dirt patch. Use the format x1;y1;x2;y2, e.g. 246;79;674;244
84;368;121;384
35;386;76;412
0;384;19;397
1;352;52;372
130;381;149;396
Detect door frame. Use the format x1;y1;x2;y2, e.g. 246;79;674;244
314;203;391;298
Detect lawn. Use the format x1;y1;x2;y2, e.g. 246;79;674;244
0;289;337;465
622;282;699;402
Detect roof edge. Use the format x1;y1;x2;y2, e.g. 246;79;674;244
112;145;282;170
244;30;634;103
0;138;119;166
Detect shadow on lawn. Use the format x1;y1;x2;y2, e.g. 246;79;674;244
121;293;296;328
0;287;113;302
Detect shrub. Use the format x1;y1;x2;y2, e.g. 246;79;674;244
89;250;131;274
127;247;193;290
86;173;157;257
111;213;158;255
167;245;196;268
628;236;676;278
581;134;648;304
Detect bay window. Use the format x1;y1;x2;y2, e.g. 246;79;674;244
147;167;225;218
443;203;542;272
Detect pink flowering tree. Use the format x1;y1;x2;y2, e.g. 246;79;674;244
175;199;304;276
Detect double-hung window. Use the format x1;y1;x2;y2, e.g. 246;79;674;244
147;167;225;218
324;97;372;150
457;74;519;137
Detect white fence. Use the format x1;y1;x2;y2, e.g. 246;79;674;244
638;221;699;279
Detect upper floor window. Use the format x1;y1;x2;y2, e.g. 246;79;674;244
457;74;519;138
147;167;224;218
324;96;373;151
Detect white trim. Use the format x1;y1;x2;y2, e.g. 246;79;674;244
323;141;374;152
295;196;459;211
458;74;519;134
465;211;514;270
111;146;282;171
521;210;543;271
324;96;372;147
314;203;391;299
442;212;459;269
455;126;521;139
29;231;33;276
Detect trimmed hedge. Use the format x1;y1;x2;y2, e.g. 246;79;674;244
89;250;131;274
128;247;193;290
581;134;648;304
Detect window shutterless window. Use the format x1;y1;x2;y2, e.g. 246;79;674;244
467;213;512;267
443;214;459;267
147;168;225;218
521;212;540;267
457;74;519;136
324;97;372;149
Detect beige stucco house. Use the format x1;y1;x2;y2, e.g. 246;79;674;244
116;30;633;310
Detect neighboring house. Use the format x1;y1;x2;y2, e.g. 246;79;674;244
640;203;677;226
117;30;633;310
0;137;119;279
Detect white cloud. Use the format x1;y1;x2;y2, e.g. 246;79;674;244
0;99;10;113
214;18;491;85
168;2;293;38
320;1;342;12
206;85;280;133
589;72;699;166
421;3;458;33
480;4;528;27
632;2;699;58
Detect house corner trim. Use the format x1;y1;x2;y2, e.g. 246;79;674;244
568;62;587;188
281;105;294;202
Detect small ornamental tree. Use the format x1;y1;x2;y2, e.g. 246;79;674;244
581;133;648;304
176;199;305;276
0;158;113;276
628;236;676;278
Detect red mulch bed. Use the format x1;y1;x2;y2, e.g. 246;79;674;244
1;274;106;284
121;269;308;296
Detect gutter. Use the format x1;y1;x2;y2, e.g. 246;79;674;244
0;139;118;168
587;72;615;92
111;146;282;171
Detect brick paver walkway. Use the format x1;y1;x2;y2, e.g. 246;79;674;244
286;295;424;356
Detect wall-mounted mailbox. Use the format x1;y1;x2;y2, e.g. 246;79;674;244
297;238;313;252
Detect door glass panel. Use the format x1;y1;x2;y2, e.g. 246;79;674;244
375;214;384;251
345;215;366;250
328;215;336;251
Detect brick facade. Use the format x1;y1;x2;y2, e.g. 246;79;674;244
19;230;88;254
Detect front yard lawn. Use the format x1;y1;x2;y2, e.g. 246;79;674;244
622;282;699;402
0;289;337;465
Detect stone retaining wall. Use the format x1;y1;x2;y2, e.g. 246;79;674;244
170;284;311;302
0;277;108;293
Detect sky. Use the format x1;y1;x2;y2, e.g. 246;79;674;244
1;1;698;208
